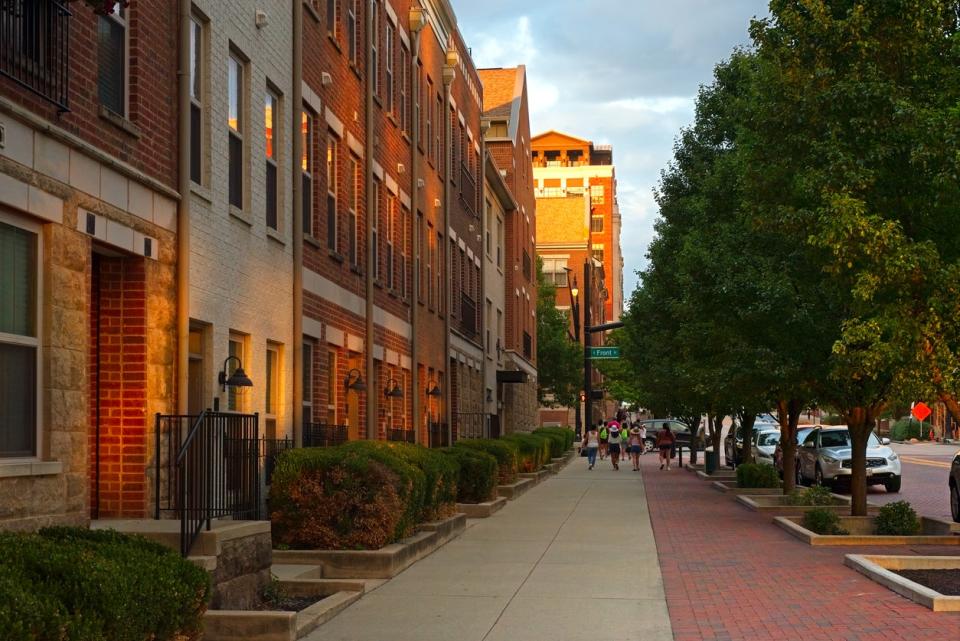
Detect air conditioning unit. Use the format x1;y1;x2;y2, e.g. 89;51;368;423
397;163;406;174
434;198;442;208
417;178;425;188
321;72;333;86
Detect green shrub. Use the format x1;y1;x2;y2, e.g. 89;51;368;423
270;444;421;549
532;429;566;459
735;463;781;489
821;414;844;426
534;427;575;453
456;439;519;484
890;418;925;442
802;508;848;535
377;442;460;522
874;501;921;536
441;447;498;503
502;433;551;472
785;485;835;506
0;527;210;641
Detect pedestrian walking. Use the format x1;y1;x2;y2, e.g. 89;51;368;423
598;420;609;460
607;421;623;470
638;423;647;454
628;425;643;471
582;425;600;470
656;422;676;470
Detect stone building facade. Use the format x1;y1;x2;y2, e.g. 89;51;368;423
478;66;538;434
0;0;179;528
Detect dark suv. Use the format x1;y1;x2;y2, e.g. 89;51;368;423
951;449;960;523
636;419;692;450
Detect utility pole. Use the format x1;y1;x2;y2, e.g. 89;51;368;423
583;261;593;431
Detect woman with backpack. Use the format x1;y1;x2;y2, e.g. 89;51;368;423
656;422;676;470
606;420;623;470
598;420;609;460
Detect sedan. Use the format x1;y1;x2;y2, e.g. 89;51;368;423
951;450;960;523
774;426;815;480
797;427;902;492
752;429;781;467
724;422;779;467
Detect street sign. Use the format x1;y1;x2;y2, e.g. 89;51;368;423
912;402;931;422
589;346;620;360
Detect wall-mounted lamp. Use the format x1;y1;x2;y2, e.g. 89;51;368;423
344;368;366;392
219;356;253;391
384;378;404;398
425;380;442;397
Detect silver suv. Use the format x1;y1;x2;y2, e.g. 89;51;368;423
797;427;902;492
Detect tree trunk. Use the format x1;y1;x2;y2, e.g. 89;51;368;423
778;399;802;494
739;412;756;465
844;406;873;517
710;414;723;458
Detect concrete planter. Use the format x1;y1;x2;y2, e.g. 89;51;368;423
203;581;363;641
271;514;466;579
696;470;736;481
518;469;551;484
456;497;507;519
736;493;879;516
845;554;960;612
775;516;960;546
497;477;535;500
711;481;782;495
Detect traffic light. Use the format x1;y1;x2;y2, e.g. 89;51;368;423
579;391;586;403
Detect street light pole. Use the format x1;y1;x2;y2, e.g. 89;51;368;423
583;261;593;432
564;268;582;437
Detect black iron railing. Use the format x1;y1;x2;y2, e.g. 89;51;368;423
155;412;261;556
303;423;348;447
522;250;531;281
261;436;294;485
427;422;451;448
386;428;416;443
0;0;71;111
459;163;476;216
460;293;477;338
454;412;487;440
523;331;533;360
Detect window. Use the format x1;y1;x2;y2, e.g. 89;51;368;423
591;215;604;233
348;156;360;266
385;24;394;114
401;206;410;298
227;334;245;411
327;0;339;39
399;45;409;132
326;135;338;251
541;258;569;287
425;79;433;160
372;179;380;281
303;341;314;425
228;53;245;209
189;16;204;184
417;212;425;302
265;89;279;230
347;0;358;65
591;184;605;205
496;218;503;268
485;199;492;255
302;109;314;236
386;196;395;289
591;245;604;265
327;350;338;424
488;121;508;138
435;94;442;172
426;223;434;308
0;219;39;458
436;231;443;315
265;343;280;417
97;4;126;115
371;1;379;96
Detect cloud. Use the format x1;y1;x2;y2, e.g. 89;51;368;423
458;0;769;297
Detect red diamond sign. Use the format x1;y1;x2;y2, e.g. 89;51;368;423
912;402;931;422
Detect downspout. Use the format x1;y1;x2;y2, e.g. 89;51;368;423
364;0;377;440
479;124;489;436
175;0;190;417
442;51;456;445
292;0;304;446
408;10;425;443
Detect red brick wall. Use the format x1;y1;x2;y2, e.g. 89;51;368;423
89;255;147;518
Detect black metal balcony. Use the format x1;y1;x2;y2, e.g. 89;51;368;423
460;293;477;338
1;0;71;112
523;331;533;360
386;428;415;443
459;163;476;216
303;423;348;447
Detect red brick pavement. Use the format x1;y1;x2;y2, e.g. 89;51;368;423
641;456;960;641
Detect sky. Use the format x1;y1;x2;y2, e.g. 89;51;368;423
455;0;771;300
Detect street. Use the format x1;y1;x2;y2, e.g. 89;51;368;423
861;442;956;522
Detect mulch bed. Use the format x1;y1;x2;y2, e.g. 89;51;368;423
246;594;327;612
894;569;960;596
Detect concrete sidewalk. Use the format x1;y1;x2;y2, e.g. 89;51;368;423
305;455;673;641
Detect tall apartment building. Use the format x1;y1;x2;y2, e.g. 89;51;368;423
0;1;180;528
531;131;623;324
478;66;538;434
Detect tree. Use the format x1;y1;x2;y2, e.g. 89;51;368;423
535;258;581;409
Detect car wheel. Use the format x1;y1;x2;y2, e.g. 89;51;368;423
884;476;902;494
951;483;960;523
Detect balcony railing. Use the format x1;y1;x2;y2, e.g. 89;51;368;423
522;250;531;281
459;163;476;216
303;423;348;447
386;428;416;443
427;422;451;448
1;0;71;111
460;293;477;338
523;331;533;360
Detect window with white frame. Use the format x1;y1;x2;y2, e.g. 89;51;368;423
189;15;205;184
97;4;126;115
348;155;360;266
327;0;339;40
591;184;605;205
371;1;380;96
302;108;314;236
425;79;433;161
326;349;338;424
302;341;314;425
228;52;245;209
265;87;280;230
372;179;380;281
541;257;569;287
265;342;281;438
386;196;395;290
0;217;39;459
399;44;408;132
401;206;409;298
435;94;442;174
385;23;395;114
347;0;358;65
326;135;338;251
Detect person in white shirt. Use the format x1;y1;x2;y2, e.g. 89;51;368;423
606;421;623;471
582;426;600;470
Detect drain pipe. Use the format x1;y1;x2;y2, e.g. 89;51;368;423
364;0;377;440
441;47;457;445
408;9;426;443
175;0;190;416
291;0;304;446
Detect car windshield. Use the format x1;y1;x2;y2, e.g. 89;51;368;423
819;430;881;448
757;432;780;446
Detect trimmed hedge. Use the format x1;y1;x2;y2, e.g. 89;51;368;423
802;508;848;535
532;428;566;459
270;445;421;550
875;501;921;536
785;485;835;506
0;527;210;641
502;433;551;472
373;442;459;522
735;463;781;489
535;426;575;452
455;439;520;484
441;447;498;503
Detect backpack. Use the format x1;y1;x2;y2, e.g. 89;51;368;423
599;427;608;439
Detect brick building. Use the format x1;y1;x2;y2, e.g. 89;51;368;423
531;131;623;324
478;66;538;434
0;1;179;528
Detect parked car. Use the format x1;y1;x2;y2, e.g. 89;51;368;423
774;426;815;479
950;450;960;523
797;427;902;492
636;419;692;450
752;429;782;467
724;422;778;467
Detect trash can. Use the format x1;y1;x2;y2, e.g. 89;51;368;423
705;449;720;474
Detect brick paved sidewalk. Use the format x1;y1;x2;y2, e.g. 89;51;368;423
640;455;960;641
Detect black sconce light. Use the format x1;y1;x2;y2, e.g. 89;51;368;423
384;378;404;398
344;368;366;392
219;356;253;391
